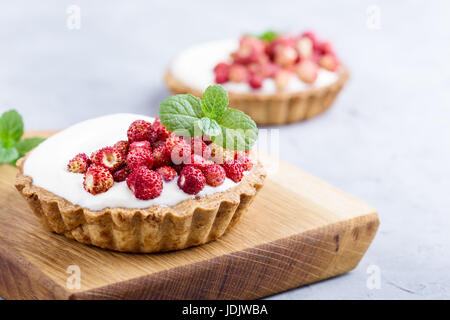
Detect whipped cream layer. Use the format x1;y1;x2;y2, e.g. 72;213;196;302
170;39;339;94
23;114;241;211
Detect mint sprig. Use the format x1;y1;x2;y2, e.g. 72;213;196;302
258;30;279;42
0;110;45;166
159;85;258;151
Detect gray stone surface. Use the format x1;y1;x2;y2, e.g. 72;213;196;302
1;0;449;299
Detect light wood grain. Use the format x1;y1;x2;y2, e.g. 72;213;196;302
0;131;379;299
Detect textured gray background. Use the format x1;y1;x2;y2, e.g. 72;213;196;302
1;0;449;299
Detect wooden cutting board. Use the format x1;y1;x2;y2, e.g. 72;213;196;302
0;131;379;300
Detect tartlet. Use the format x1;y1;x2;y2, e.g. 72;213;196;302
15;112;266;253
165;31;349;125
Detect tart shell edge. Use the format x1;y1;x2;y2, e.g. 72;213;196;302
165;66;349;125
15;157;266;253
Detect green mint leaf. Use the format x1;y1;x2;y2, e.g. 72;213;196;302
0;146;19;165
159;94;204;137
197;117;221;137
258;30;278;42
201;85;229;118
213;108;258;151
16;137;45;157
0;110;24;148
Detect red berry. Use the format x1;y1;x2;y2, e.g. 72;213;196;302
214;62;231;84
129;140;152;153
317;41;334;55
156;166;177;182
151;139;166;150
113;140;129;157
233;36;266;64
297;36;314;59
229;64;249;83
203;164;226;187
67;153;90;174
249;73;263;89
190;137;212;159
112;166;130;182
127;120;154;143
301;31;318;49
222;162;244;183
152;145;171;168
296;60;318;84
83;165;114;195
129;167;163;200
274;70;291;91
274;45;298;67
165;135;191;164
92;147;124;171
177;166;206;195
235;153;253;171
186;154;213;171
152;117;170;141
126;148;154;170
319;53;339;72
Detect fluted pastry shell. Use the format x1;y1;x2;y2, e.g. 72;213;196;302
15;157;266;253
165;66;349;125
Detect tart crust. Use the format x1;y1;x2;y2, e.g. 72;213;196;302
15;158;266;253
165;66;349;125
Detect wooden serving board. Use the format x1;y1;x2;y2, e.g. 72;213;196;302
0;131;379;300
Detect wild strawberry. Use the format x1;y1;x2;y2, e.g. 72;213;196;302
165;135;191;164
156;166;177;182
300;31;318;49
127;120;154;143
209;143;235;165
203;164;226;187
235;152;253;171
92;147;124;171
222;162;244;183
113;140;129;157
152;117;170;141
214;62;231;84
229;64;249;83
126;148;154;170
151;139;166;150
296;60;318;84
274;70;291;91
190;137;211;159
83;165;114;195
152;145;171;168
177;166;206;195
297;36;314;59
319;53;339;72
267;35;298;58
317;41;334;55
248;73;264;89
186;154;213;171
112;166;130;182
233;36;266;64
274;45;298;67
129;167;163;200
67;153;90;174
129;141;152;153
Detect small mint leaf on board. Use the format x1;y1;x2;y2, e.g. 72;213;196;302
16;137;45;157
201;85;228;118
159;94;204;137
0;146;19;165
197;117;221;137
213;108;258;151
0;110;24;148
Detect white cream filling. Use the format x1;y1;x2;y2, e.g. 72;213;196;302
23;114;241;211
169;39;339;94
